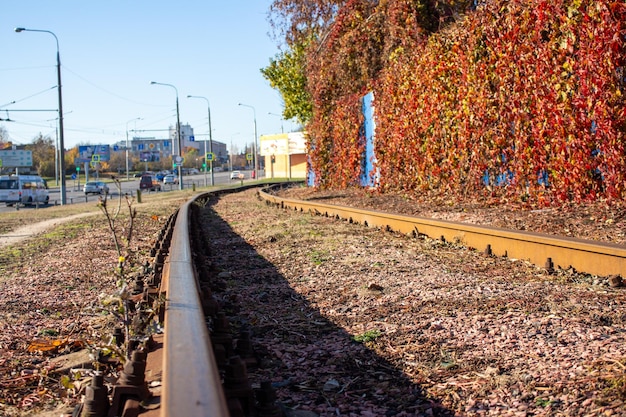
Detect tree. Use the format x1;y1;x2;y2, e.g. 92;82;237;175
182;147;199;169
265;0;451;133
268;0;347;47
261;41;313;125
108;151;126;174
265;1;349;128
0;126;9;148
25;134;56;177
66;147;80;174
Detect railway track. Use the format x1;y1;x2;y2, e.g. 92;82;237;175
79;182;625;416
259;185;626;279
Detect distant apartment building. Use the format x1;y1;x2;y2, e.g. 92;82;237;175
116;123;227;164
169;124;228;163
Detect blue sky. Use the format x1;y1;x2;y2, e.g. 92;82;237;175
1;1;294;151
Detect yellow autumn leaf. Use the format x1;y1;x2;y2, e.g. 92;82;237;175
27;338;67;353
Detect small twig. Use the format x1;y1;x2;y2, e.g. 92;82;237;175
124;298;131;358
98;197;123;263
338;376;360;394
124;197;136;252
108;178;123;219
593;358;626;370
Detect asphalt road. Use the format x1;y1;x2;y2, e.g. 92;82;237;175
0;170;258;213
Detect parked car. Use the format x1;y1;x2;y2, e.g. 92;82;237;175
163;174;179;185
139;175;161;192
230;170;243;180
83;181;109;195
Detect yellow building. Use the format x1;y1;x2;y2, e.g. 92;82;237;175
259;132;307;179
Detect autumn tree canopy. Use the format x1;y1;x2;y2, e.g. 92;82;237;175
0;126;9;147
24;134;56;177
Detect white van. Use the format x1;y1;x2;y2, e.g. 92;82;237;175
0;175;50;206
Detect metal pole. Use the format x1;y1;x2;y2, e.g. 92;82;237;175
15;27;67;204
268;112;284;133
55;39;66;204
208;104;213;186
55;125;59;186
187;95;214;186
126;130;129;182
151;82;183;190
125;117;141;182
175;95;182;190
238;103;258;180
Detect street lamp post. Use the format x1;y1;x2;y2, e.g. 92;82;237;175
15;27;67;204
238;103;258;180
151;81;183;190
44;117;60;186
187;95;213;187
55;125;59;186
268;112;284;133
126;117;142;182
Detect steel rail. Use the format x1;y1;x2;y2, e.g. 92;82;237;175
259;188;626;278
160;195;229;417
158;183;278;416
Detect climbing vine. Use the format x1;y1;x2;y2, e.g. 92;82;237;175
270;0;625;205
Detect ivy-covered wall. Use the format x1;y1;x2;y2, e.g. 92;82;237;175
307;0;625;206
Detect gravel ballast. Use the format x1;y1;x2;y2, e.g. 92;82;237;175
1;187;625;416
199;189;626;416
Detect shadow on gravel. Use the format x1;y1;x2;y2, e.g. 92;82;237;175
192;197;453;417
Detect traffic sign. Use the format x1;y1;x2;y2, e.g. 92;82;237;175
0;150;32;167
77;145;110;163
205;152;215;162
246;153;253;161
